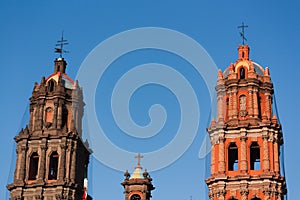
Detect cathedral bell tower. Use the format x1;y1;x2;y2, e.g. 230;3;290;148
121;154;155;200
7;57;91;200
205;45;287;200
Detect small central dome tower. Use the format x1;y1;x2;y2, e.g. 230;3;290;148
121;154;155;200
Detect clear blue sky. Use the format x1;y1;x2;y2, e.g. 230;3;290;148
1;1;299;200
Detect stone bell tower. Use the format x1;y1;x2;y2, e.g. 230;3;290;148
205;45;287;200
121;154;155;200
7;57;91;200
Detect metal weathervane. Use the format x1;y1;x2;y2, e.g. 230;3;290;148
55;32;69;58
238;22;248;45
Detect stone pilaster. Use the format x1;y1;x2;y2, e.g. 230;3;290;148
37;144;47;183
216;189;226;200
248;89;253;117
273;137;280;174
232;88;238;119
18;146;27;182
59;143;67;182
228;91;233;120
57;102;62;129
240;189;249;200
262;132;270;172
53;102;58;129
211;144;215;175
265;93;272;120
263;189;271;200
218;135;225;174
70;141;77;183
253;89;259;118
218;94;224;122
29;106;34;132
240;134;248;173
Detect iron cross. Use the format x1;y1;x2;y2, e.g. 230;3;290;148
135;153;144;166
238;22;248;45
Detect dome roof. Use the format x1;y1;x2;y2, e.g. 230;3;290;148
252;61;264;76
46;72;75;89
223;61;265;78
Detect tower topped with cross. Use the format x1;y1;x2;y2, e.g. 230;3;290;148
7;32;91;200
121;154;155;200
205;39;287;199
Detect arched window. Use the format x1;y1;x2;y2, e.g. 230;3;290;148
228;143;238;171
250;142;260;170
28;152;39;180
240;67;245;79
130;194;141;200
48;151;59;180
47;79;55;92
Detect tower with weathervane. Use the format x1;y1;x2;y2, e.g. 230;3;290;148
205;37;287;199
121;154;155;200
7;36;91;200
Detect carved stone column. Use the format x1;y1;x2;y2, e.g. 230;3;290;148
211;144;215;175
240;189;249;200
218;94;224;122
208;192;214;200
37;145;47;183
265;93;271;120
29;106;34;132
228;91;233;120
65;140;73;183
253;89;259;118
248;89;253;117
57;101;63;129
36;104;42;130
39;102;45;130
218;135;226;174
70;141;77;183
18;146;27;182
53;102;58;129
59;143;67;182
217;189;226;200
262;133;270;172
240;135;248;173
273;137;280;174
263;189;271;200
276;191;282;200
14;146;22;181
232;88;238;119
73;106;78;131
